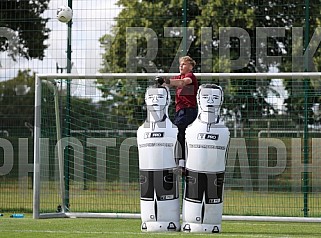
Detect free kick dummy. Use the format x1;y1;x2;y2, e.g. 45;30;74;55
137;85;180;232
181;84;230;233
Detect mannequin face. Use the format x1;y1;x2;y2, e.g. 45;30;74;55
199;88;222;113
145;87;168;111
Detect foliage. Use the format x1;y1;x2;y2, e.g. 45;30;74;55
262;1;321;125
98;1;321;127
0;70;117;136
99;0;279;125
0;0;50;60
0;69;35;135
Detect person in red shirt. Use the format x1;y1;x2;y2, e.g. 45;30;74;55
156;56;198;170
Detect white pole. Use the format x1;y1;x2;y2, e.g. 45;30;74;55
33;75;41;219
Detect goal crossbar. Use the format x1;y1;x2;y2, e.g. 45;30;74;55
35;72;321;80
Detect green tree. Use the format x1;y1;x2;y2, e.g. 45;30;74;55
270;1;321;126
0;69;35;136
0;0;50;60
0;70;115;137
99;0;275;127
98;0;186;127
99;0;321;127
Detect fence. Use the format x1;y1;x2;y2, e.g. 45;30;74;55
0;1;321;219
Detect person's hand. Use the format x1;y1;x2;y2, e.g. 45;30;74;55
155;76;165;86
155;76;170;86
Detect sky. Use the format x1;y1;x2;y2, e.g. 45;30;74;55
0;0;121;81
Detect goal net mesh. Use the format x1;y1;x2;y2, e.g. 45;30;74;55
33;73;321;220
35;76;142;217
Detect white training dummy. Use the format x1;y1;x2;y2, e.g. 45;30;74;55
181;84;230;233
137;84;180;232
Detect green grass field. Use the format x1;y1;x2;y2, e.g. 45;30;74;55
0;214;321;238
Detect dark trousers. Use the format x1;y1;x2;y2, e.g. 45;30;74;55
173;108;197;162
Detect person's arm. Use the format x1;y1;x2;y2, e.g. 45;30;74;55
155;75;192;88
166;77;192;88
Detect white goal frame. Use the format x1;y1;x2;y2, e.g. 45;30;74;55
33;72;321;222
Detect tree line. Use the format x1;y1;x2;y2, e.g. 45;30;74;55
1;1;321;135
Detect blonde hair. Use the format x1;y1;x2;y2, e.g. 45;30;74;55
179;56;196;68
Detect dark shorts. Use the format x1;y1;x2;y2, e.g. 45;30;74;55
140;169;179;201
174;107;197;128
184;170;225;204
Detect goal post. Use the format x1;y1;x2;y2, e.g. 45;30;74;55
33;72;321;222
34;78;68;218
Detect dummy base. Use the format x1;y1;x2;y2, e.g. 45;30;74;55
141;221;180;232
181;222;221;233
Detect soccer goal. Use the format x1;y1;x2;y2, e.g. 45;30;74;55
33;72;321;222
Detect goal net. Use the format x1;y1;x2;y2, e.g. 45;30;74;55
33;73;321;222
33;73;151;218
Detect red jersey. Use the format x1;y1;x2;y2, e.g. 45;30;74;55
172;72;198;112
